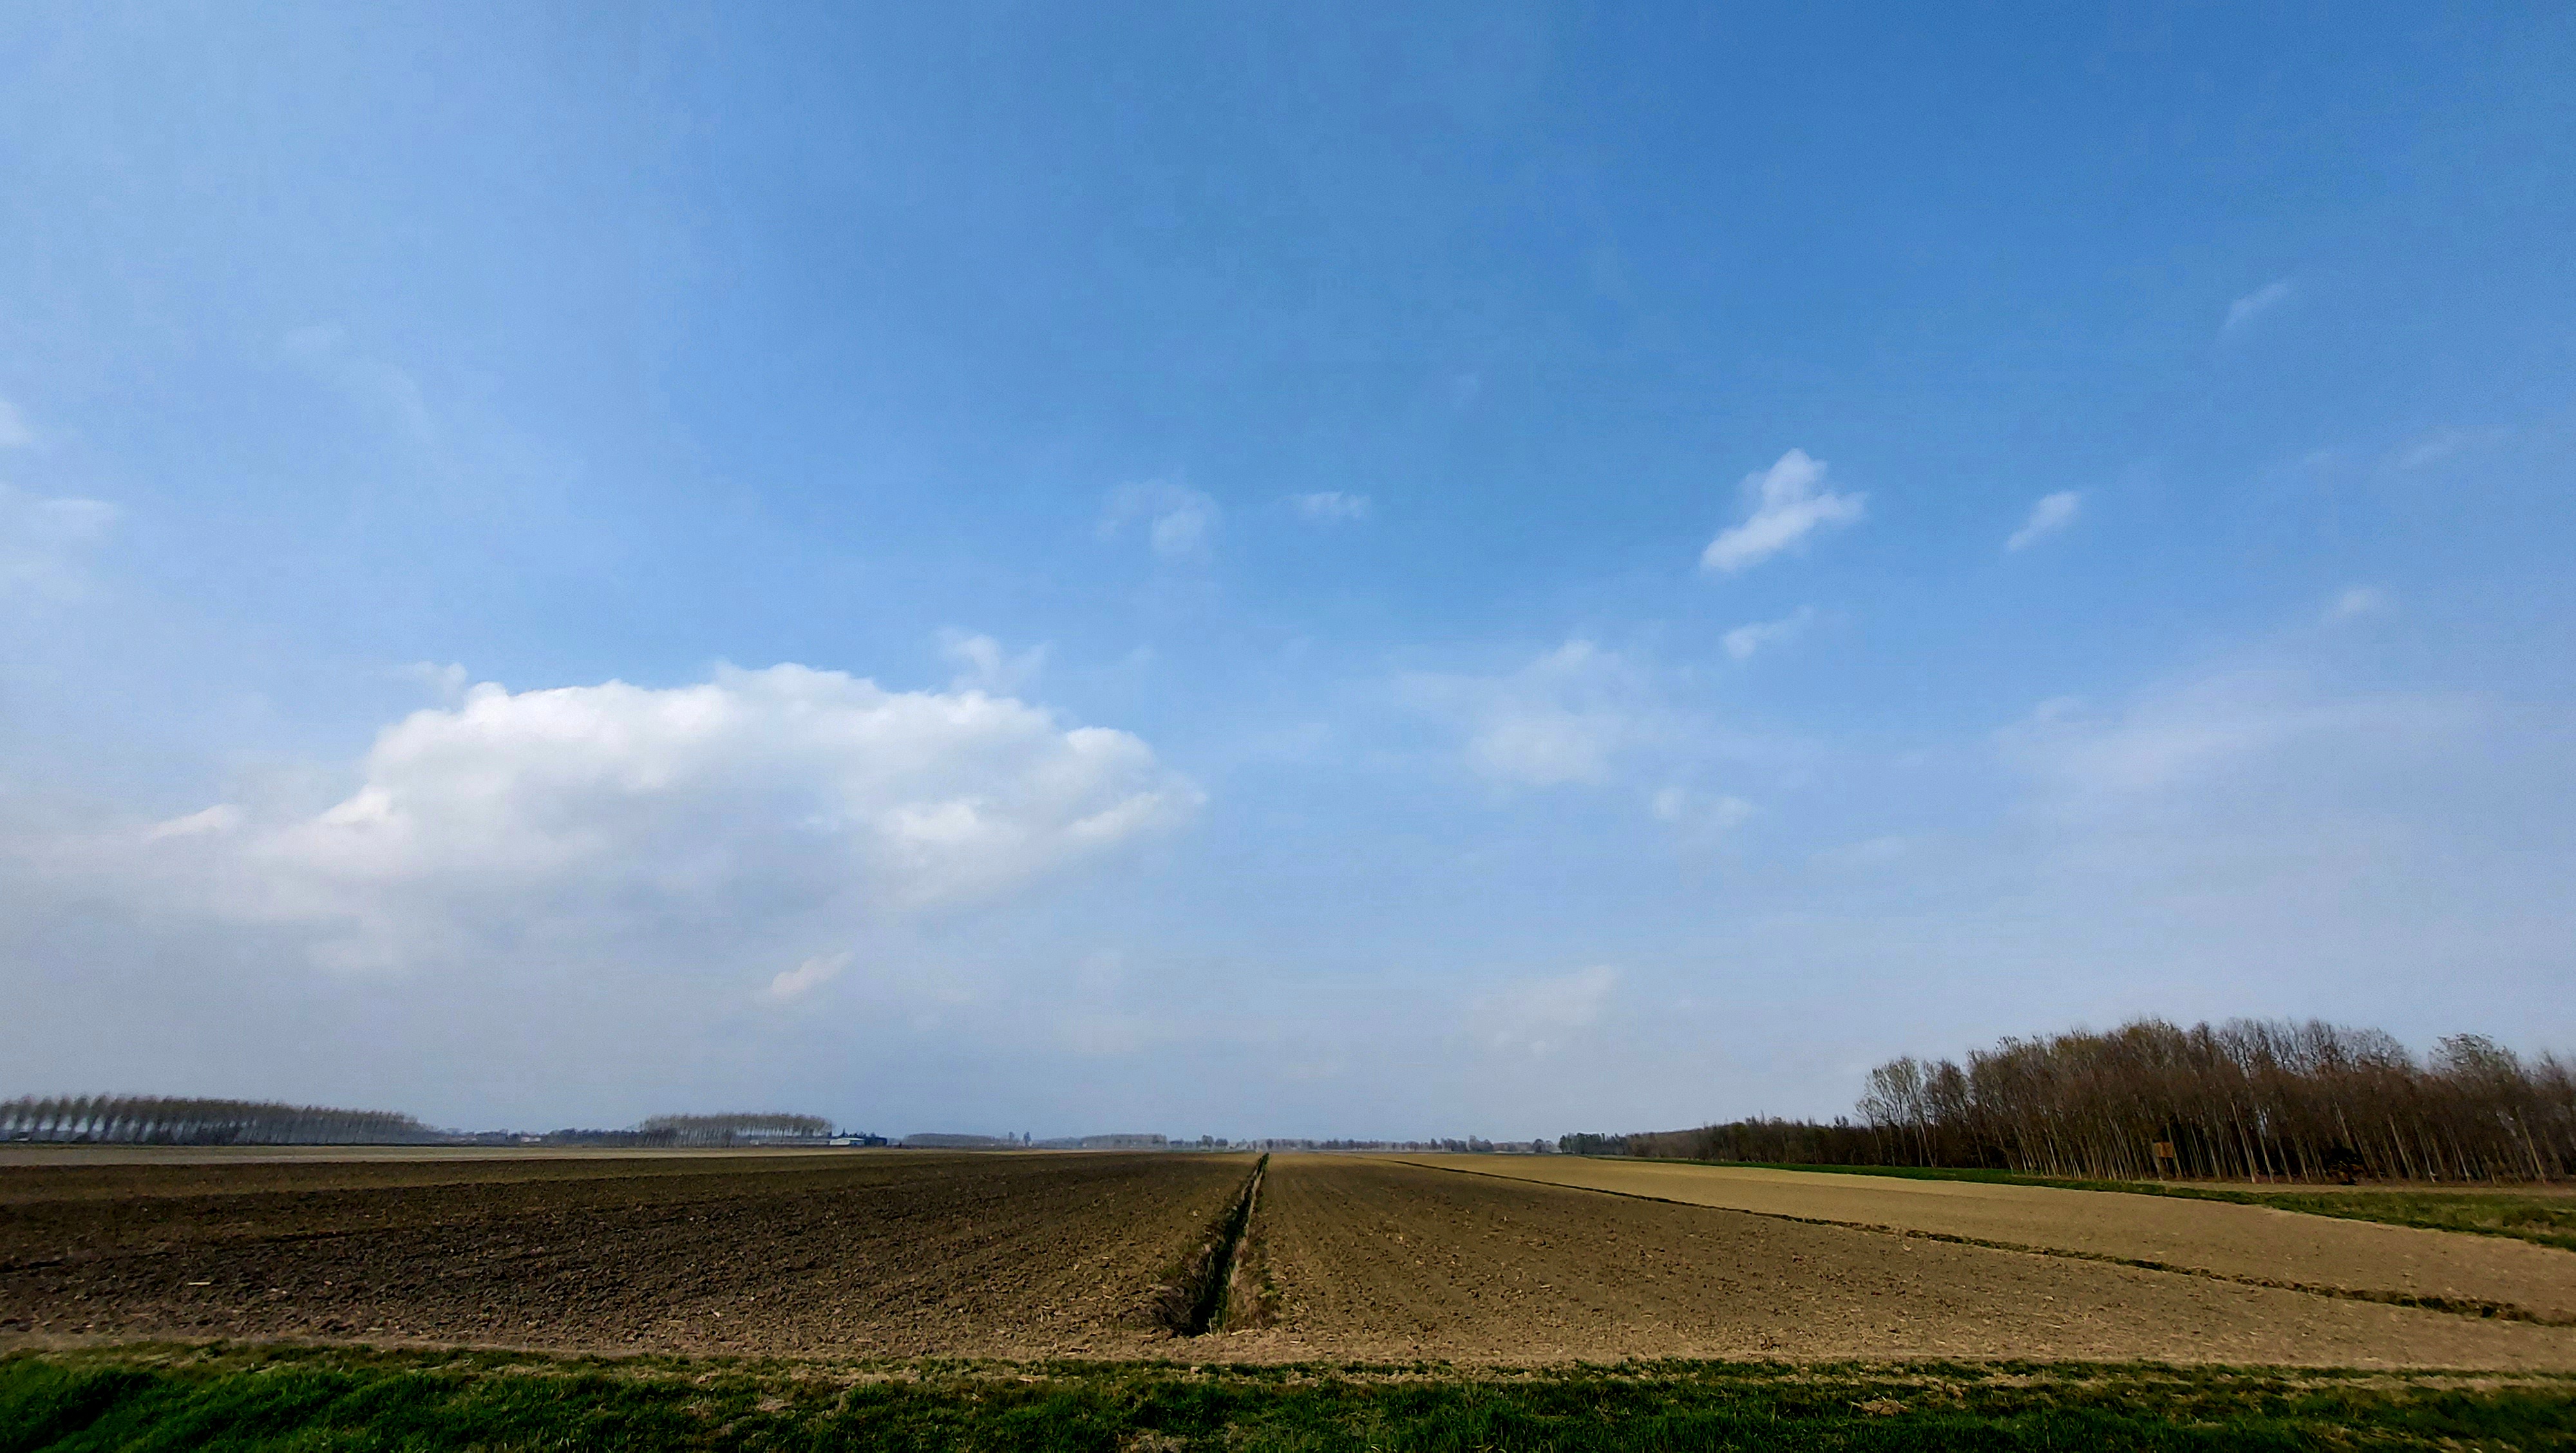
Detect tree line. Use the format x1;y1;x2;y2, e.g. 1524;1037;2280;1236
0;1095;439;1145
632;1113;833;1144
0;1099;845;1148
1619;1019;2575;1184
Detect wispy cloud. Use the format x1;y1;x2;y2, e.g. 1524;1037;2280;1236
938;629;1048;694
2006;490;2082;551
1647;786;1754;842
395;661;473;705
1407;641;1665;788
1812;834;1910;870
1099;480;1219;562
0;399;33;448
283;323;435;441
2325;585;2391;623
1287;490;1372;524
759;951;851;1005
1721;605;1815;661
1;484;118;598
2000;670;2460;805
2389;427;2510;471
1701;449;1866;574
1469;964;1618;1058
144;804;243;842
2221;279;2293;339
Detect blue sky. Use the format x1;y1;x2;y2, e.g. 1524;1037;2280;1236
4;3;2572;1138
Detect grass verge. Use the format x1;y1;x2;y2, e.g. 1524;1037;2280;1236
5;1345;2575;1451
1633;1159;2576;1252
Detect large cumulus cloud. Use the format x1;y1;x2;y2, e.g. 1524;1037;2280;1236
125;664;1200;974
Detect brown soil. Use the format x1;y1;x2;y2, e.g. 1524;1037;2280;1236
0;1151;1249;1358
1385;1155;2576;1322
1218;1157;2576;1368
0;1147;897;1206
10;1149;2575;1369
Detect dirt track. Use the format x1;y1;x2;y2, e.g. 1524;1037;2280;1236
0;1152;1244;1358
1381;1155;2576;1323
1233;1158;2576;1367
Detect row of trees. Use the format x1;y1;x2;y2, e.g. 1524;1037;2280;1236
0;1095;439;1145
632;1113;833;1144
1620;1020;2575;1183
1624;1117;1886;1166
1859;1020;2573;1182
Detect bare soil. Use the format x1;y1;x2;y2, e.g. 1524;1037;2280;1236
1218;1157;2576;1367
0;1151;1248;1358
9;1149;2575;1369
1385;1154;2576;1322
0;1146;896;1205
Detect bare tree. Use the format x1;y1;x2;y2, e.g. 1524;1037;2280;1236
1615;1019;2574;1184
0;1095;438;1145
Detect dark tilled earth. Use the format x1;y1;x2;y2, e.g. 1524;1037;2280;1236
0;1151;1247;1358
10;1151;2576;1368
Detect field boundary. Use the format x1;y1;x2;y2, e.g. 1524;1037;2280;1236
1217;1155;1274;1332
1159;1155;1269;1337
1591;1156;2576;1253
1383;1157;2576;1328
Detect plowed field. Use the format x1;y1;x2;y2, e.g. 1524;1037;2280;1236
0;1151;1246;1358
7;1149;2575;1369
1382;1154;2576;1322
1232;1157;2576;1367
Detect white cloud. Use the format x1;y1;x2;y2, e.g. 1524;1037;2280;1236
1721;605;1815;661
144;804;243;841
396;661;473;705
1813;833;1910;870
1700;449;1865;574
2000;670;2461;806
131;664;1200;974
1647;786;1754;841
1287;491;1372;524
1403;642;1786;797
937;630;1047;694
2221;279;2293;338
0;399;32;448
1099;481;1218;562
759;951;851;1005
2005;490;2081;552
1951;661;2576;1047
1;485;118;598
1470;964;1618;1058
1058;1011;1160;1056
1410;641;1660;788
2326;585;2392;623
283;323;434;441
2389;427;2510;471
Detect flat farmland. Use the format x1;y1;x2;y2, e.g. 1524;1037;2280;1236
7;1149;2575;1370
1238;1157;2576;1367
0;1150;1248;1358
1382;1154;2576;1322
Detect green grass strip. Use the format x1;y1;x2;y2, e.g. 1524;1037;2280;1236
5;1346;2575;1452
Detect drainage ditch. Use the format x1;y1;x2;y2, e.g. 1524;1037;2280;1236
1163;1154;1267;1337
